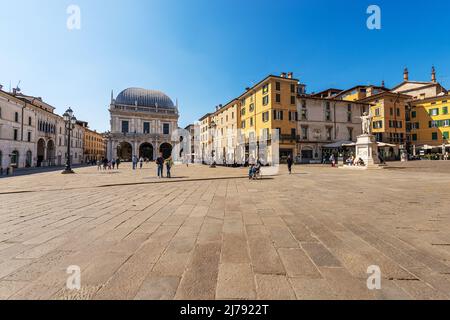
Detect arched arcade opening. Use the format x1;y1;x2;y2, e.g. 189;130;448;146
117;142;133;162
139;143;154;161
159;143;173;160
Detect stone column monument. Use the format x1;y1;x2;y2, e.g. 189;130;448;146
355;111;381;167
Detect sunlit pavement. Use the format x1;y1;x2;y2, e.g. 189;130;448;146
1;161;450;300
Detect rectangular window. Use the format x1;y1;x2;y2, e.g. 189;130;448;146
301;102;307;120
444;132;449;140
375;108;380;116
14;129;18;141
273;110;284;120
163;123;170;135
390;108;393;116
262;111;269;122
348;127;353;141
443;107;448;115
15;112;19;122
263;96;269;106
121;121;129;133
396;108;400;117
276;94;281;103
430;108;439;116
290;84;296;93
262;84;269;94
432;132;438;140
301;127;308;140
249;117;254;127
276;82;281;91
326;127;332;141
28;117;32;126
241;120;246;129
411;111;417;118
373;121;383;129
291;96;296;105
291;128;296;138
143;122;150;134
412;134;417;141
241;108;246;116
27;131;31;142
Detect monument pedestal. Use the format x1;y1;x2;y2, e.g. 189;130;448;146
355;134;384;169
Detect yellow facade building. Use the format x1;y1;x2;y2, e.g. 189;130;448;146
80;122;106;162
237;73;304;162
409;95;450;148
358;92;411;145
211;99;240;164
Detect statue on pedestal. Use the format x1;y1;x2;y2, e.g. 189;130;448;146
360;111;373;135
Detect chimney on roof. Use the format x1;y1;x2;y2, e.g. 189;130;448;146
403;67;409;81
245;87;250;91
431;66;437;83
287;72;293;79
281;72;287;78
381;80;385;87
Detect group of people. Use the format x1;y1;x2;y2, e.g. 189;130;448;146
156;154;173;178
129;154;174;178
131;156;150;170
97;157;121;171
248;160;262;180
344;155;365;167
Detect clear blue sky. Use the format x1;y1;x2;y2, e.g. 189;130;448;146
1;0;450;132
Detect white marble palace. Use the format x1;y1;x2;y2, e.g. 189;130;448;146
107;88;179;161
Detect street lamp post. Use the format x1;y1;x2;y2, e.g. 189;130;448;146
210;121;217;168
62;108;77;174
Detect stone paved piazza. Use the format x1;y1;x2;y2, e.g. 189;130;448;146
1;162;450;300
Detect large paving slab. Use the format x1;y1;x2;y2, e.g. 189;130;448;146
1;161;450;300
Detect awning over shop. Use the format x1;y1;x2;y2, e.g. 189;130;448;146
342;142;397;148
322;140;354;148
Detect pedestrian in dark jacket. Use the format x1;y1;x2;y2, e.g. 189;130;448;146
156;153;165;178
287;155;294;174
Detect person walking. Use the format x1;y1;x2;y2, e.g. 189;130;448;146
102;157;109;170
156;153;164;178
139;157;144;169
132;155;138;170
97;159;102;171
116;158;121;170
112;158;116;170
165;156;173;178
287;155;294;174
330;154;336;168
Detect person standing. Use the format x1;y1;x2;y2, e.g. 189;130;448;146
116;158;121;170
132;155;138;170
287;155;294;174
102;157;108;170
330;154;336;168
139;157;144;169
156;153;164;178
112;158;116;170
166;156;173;178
